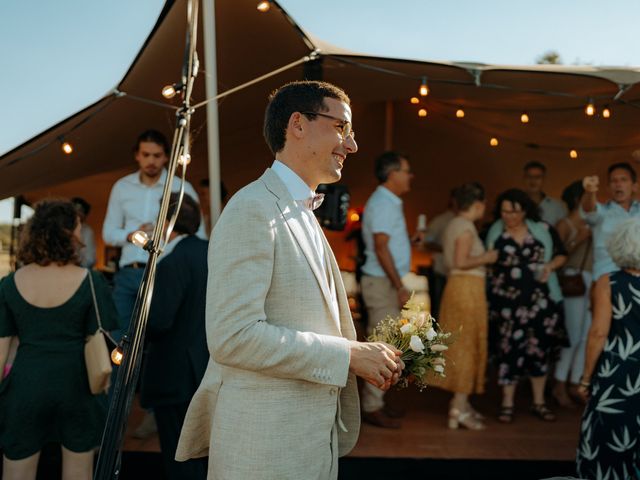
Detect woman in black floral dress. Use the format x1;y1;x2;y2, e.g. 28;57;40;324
576;218;640;480
485;189;567;423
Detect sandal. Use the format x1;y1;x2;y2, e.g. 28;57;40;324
448;408;486;430
530;403;556;422
497;405;514;423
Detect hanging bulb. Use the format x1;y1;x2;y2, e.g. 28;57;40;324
256;1;270;12
585;99;596;116
410;97;419;104
111;346;124;365
130;230;150;248
490;137;499;147
570;149;578;159
520;113;529;124
419;77;429;96
61;141;73;154
456;109;465;118
602;106;611;118
349;212;360;222
418;108;427;117
162;84;177;99
178;153;191;166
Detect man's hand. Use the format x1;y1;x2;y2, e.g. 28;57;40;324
397;286;410;308
349;341;404;390
582;175;599;194
127;223;154;243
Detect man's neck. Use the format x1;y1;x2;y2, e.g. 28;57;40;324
528;191;544;204
617;198;634;211
382;182;402;197
274;157;317;191
138;171;162;186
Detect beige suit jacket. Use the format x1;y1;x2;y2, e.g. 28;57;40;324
175;168;360;479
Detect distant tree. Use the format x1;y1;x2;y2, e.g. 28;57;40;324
536;51;563;65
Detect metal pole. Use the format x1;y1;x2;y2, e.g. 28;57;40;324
203;0;222;226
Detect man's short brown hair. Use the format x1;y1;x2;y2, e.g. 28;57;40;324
263;81;350;155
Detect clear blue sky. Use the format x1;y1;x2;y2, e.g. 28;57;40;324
1;0;639;222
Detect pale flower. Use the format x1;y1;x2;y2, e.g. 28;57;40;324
409;335;425;353
400;323;415;334
413;312;427;328
434;364;445;373
432;357;446;365
425;327;437;341
430;344;448;352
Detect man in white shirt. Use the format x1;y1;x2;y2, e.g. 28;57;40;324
360;151;415;429
102;129;203;341
523;160;567;226
175;81;403;480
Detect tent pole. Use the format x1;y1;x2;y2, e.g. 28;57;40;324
203;0;222;226
384;100;394;150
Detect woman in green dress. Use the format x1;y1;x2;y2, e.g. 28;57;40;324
0;199;118;480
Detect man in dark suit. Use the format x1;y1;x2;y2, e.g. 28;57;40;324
141;192;208;479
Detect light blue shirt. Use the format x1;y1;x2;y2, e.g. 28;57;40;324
581;200;640;280
102;169;204;267
538;195;567;226
361;186;411;278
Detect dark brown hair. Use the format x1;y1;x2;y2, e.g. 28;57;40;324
18;199;80;266
263;81;350;155
166;193;201;235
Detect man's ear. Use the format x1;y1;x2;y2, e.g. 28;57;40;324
287;112;305;140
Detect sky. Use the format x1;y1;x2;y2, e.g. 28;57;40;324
1;0;639;222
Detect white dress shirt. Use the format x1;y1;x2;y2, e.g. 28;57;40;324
102;169;205;267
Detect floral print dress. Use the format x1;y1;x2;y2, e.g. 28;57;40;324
576;270;640;480
487;229;565;385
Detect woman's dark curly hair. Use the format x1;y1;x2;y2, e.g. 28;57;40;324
492;188;541;222
18;199;80;266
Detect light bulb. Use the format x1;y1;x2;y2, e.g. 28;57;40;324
490;137;499;147
179;153;191;166
520;113;529;124
61;142;73;154
410;97;419;104
350;212;360;222
456;109;465;118
570;150;578;159
419;77;429;97
418;108;427;117
585;100;595;116
162;84;177;99
257;1;270;12
131;230;149;248
111;346;123;365
602;107;611;118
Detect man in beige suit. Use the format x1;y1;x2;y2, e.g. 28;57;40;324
176;81;404;479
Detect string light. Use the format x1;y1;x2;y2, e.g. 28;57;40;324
418;108;427;117
520;113;529;124
456;109;465;118
585;99;596;116
61;141;73;155
178;153;191;166
419;77;429;97
602;106;611;118
111;346;123;365
570;149;578;159
490;137;499;147
162;84;178;99
131;230;150;249
349;212;360;222
256;1;270;12
410;97;419;104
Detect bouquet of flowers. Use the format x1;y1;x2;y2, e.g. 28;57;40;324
368;293;453;390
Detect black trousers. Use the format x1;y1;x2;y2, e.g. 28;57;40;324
155;402;208;480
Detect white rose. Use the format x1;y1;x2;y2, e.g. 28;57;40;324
409;335;425;353
434;365;445;373
400;323;415;334
432;357;446;365
430;344;448;352
425;327;437;341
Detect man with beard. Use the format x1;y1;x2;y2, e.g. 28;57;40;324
582;162;640;280
103;130;204;438
523;160;567;226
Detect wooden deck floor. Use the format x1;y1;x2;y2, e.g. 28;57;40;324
123;379;582;462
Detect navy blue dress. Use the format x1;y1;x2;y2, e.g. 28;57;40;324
577;270;640;479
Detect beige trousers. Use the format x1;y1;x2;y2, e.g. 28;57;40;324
360;275;401;413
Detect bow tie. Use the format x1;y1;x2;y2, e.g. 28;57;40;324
301;193;325;211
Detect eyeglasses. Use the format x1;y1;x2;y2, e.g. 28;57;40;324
300;111;355;140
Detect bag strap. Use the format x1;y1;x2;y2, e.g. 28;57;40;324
577;236;592;272
87;270;116;344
